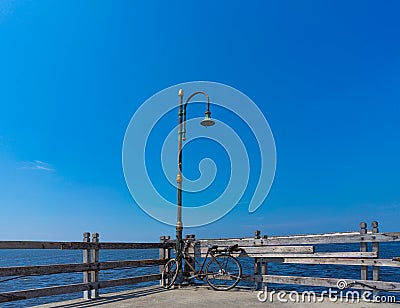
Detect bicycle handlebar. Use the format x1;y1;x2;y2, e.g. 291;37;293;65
183;240;242;254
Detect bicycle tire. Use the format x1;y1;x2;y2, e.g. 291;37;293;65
161;258;179;288
205;254;242;291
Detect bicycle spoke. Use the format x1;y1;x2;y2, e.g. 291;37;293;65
161;259;179;288
205;254;242;291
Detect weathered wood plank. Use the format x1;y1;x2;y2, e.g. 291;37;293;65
256;274;400;291
0;274;161;303
198;232;400;246
252;252;377;258
100;259;167;270
0;282;93;303
246;246;315;254
195;251;378;258
98;274;161;288
259;257;400;267
0;241;173;250
197;245;314;254
0;241;91;250
82;232;91;300
261;260;268;290
0;263;88;277
98;242;174;250
360;222;368;281
2;231;397;250
90;233;99;299
0;259;167;277
371;221;380;283
254;258;261;290
159;235;171;286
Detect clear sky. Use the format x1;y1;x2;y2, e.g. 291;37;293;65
0;1;399;242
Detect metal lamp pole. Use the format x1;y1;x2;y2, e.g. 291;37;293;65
176;89;215;261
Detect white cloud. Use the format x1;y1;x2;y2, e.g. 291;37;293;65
17;160;55;172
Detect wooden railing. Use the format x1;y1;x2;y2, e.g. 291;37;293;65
194;221;400;293
0;233;174;304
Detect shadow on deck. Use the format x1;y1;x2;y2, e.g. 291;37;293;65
35;286;170;308
35;285;400;308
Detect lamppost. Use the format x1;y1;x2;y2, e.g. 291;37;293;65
176;89;215;259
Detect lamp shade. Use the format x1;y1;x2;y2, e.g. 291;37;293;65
200;112;215;127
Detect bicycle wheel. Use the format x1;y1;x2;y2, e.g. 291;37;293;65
205;254;242;291
161;258;179;288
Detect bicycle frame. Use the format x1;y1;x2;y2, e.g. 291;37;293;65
178;243;233;280
177;245;212;279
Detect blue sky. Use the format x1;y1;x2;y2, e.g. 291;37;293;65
0;1;399;241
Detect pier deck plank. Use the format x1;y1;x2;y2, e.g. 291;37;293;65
34;285;398;308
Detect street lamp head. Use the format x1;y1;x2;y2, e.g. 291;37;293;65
200;111;215;127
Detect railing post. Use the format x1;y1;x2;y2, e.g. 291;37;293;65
91;233;99;299
261;233;268;291
185;234;196;284
261;261;268;279
254;230;261;290
371;221;379;297
83;232;91;300
159;235;170;286
359;222;368;280
165;236;171;259
254;258;261;290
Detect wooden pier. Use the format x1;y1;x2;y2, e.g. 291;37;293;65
34;285;399;307
0;221;399;306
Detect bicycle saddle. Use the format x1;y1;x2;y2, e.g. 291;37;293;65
228;244;240;252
